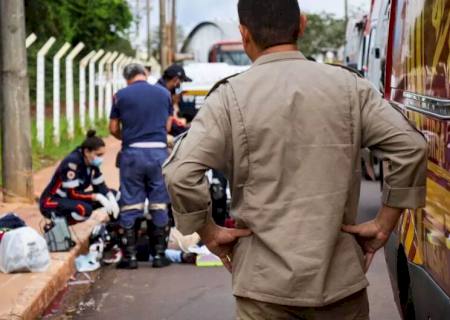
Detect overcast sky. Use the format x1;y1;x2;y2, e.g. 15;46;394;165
177;0;369;31
131;0;370;49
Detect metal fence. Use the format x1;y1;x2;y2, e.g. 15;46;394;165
27;33;141;147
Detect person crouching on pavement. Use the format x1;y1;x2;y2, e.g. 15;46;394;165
109;63;173;270
40;130;120;225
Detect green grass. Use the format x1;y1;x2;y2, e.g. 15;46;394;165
31;118;109;171
0;118;109;186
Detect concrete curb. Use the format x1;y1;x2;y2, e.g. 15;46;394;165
1;137;119;319
0;212;107;320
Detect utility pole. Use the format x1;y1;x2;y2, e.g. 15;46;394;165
171;0;177;58
0;0;34;202
344;0;349;26
159;0;168;70
147;0;152;59
135;0;142;56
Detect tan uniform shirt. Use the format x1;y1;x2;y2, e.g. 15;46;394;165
163;51;427;307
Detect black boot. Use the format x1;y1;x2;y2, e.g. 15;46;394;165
147;222;172;268
116;228;138;269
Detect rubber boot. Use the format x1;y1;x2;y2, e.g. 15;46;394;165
116;228;138;269
147;222;172;268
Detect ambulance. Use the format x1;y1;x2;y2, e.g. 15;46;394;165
361;0;450;318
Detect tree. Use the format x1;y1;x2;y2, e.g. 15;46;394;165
25;0;74;41
24;0;134;54
299;13;346;57
66;0;133;53
24;0;135;105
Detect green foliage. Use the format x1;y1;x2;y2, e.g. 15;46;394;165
24;0;135;108
65;0;133;52
31;118;110;172
24;0;134;54
1;1;131;186
105;37;135;57
0;118;109;185
26;38;78;106
299;13;346;57
25;0;74;41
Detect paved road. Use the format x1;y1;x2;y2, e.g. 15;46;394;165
75;180;401;320
358;181;402;320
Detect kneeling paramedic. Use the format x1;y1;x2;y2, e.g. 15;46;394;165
40;130;120;225
109;63;173;270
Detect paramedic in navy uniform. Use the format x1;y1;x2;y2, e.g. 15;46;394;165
109;63;173;270
40;130;119;225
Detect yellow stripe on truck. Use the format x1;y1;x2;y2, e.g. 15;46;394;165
401;209;424;265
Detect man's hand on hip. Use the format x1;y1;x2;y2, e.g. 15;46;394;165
198;220;252;273
343;206;403;273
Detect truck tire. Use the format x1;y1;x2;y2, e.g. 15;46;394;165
397;247;416;320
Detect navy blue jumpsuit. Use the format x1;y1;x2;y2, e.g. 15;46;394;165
39;148;112;225
110;80;172;229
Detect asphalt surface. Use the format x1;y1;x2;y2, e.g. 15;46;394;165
75;180;401;320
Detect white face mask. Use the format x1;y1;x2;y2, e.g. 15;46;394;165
91;156;104;167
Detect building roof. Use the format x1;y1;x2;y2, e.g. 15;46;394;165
181;20;241;54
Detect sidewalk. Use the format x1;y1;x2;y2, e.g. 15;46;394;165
0;137;120;320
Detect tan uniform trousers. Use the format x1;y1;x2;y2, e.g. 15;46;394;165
236;290;369;320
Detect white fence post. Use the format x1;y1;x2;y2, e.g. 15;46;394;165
123;57;133;88
25;33;37;48
120;57;131;89
52;42;71;145
79;51;96;131
118;56;128;89
89;50;105;125
112;53;125;94
104;52;118;118
98;52;112;120
36;37;56;148
65;42;85;139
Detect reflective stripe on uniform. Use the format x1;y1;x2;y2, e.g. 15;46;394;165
68;189;94;201
43;197;59;209
129;142;167;149
92;175;105;185
71;212;87;222
56;189;67;198
120;203;145;213
62;180;80;189
149;203;168;211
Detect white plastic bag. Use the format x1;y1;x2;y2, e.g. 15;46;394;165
0;227;50;273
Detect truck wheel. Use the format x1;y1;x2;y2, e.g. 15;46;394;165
397;247;416;319
403;286;415;320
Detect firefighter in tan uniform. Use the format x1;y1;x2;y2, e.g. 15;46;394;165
163;1;428;319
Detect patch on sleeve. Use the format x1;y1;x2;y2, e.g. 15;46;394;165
68;162;78;171
67;170;76;180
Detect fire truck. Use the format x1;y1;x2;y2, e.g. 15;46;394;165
352;0;450;319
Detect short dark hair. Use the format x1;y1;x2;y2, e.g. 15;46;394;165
123;63;147;80
238;0;301;49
